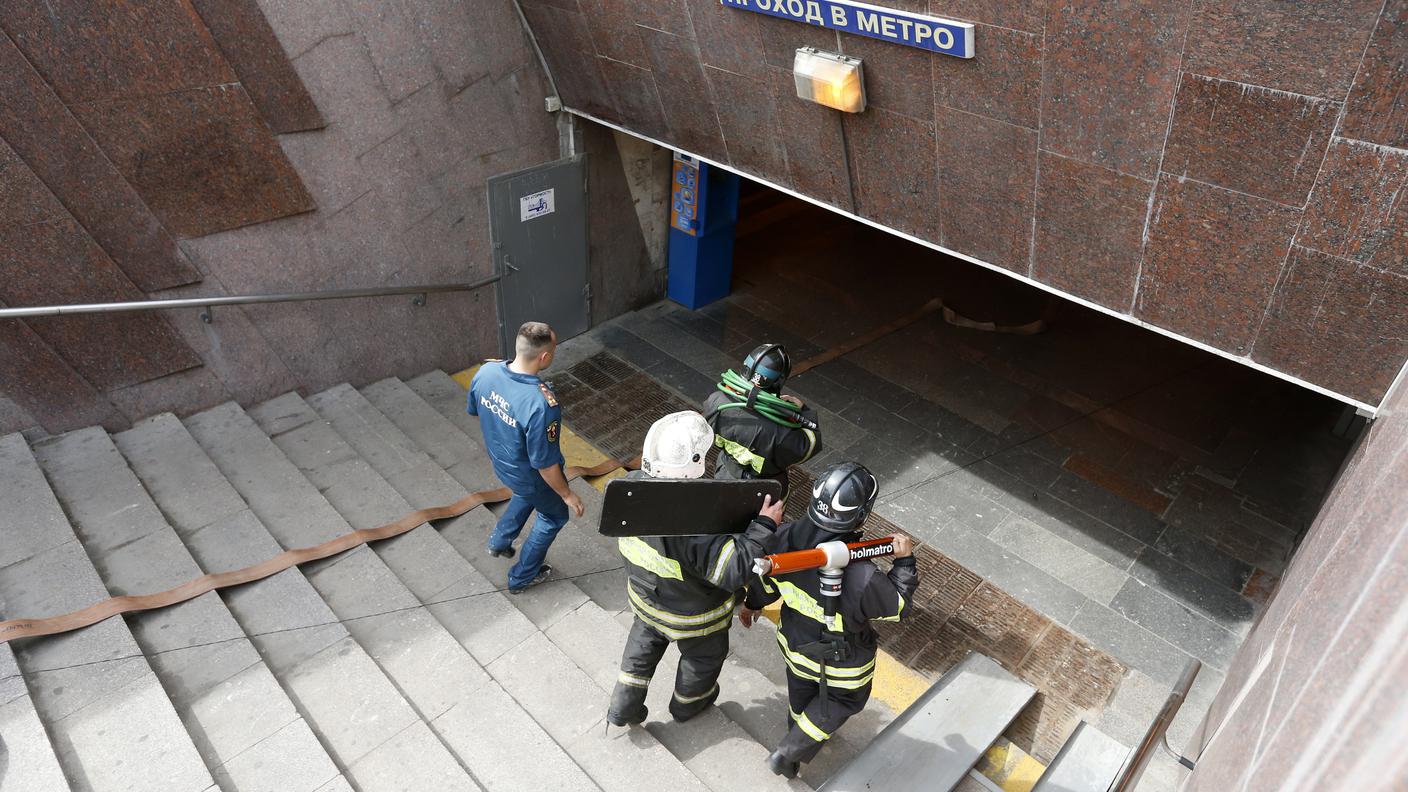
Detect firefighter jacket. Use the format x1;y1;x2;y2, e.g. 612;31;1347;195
746;518;919;689
702;390;822;489
617;472;779;641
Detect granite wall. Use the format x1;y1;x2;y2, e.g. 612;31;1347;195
520;0;1408;408
1184;363;1408;790
0;0;564;435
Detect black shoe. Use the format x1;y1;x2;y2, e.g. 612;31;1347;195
766;750;799;779
670;687;719;723
606;705;647;728
488;545;516;559
509;564;552;594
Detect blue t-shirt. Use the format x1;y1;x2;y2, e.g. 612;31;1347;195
467;362;565;492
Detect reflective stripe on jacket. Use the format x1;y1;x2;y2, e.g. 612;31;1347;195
617;470;779;640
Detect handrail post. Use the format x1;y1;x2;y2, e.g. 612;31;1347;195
1108;658;1201;792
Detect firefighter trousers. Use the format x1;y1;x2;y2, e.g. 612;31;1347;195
608;616;729;724
777;667;872;764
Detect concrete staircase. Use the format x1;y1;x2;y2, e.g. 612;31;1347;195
0;370;1128;792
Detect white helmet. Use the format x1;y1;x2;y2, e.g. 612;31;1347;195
641;411;714;479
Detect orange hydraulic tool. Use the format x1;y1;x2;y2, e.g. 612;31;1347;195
753;536;897;576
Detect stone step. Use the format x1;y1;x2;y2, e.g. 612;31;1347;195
180;401;493;792
247;391;537;663
358;377;621;583
400;375;830;746
0;642;70;792
817;652;1036;792
313;383;715;792
0;433;213;792
35;426;333;792
114;414;367;792
241;393;599;791
404;370;486;448
1031;722;1130;792
349;380;816;790
552;603;812;792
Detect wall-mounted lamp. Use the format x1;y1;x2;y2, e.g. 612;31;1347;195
793;47;865;113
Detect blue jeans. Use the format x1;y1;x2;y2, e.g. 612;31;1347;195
490;482;569;589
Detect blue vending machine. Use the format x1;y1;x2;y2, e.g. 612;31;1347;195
667;153;740;309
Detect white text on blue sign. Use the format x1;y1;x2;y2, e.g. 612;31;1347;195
720;0;974;59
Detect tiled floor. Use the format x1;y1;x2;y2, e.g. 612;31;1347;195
555;195;1354;784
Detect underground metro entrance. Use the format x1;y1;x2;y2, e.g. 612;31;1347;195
728;177;1357;637
585;174;1362;779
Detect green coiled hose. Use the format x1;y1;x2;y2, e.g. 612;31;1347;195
713;369;818;430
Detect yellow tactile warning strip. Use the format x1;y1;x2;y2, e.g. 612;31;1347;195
974;737;1047;792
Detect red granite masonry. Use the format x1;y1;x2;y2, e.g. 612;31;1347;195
1137;176;1301;353
1298;139;1408;275
1033;152;1152;311
1340;0;1408;149
189;0;325;133
0;32;199;292
536;0;1405;406
70;85;315;238
1163;74;1339;206
1253;246;1408;405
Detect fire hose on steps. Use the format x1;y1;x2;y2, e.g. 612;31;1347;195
0;456;637;645
752;536;899;713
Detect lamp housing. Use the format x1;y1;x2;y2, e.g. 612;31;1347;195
793;47;865;113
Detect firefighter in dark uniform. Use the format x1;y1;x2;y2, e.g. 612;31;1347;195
703;343;821;496
742;461;918;778
607;411;786;727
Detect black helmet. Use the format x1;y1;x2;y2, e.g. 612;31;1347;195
742;343;791;392
807;461;879;534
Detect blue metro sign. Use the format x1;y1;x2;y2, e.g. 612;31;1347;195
721;0;975;59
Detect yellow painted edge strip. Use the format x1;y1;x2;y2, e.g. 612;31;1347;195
974;737;1046;792
452;365;624;491
451;364;479;390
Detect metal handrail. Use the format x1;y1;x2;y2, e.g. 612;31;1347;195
1109;658;1201;791
0;276;500;319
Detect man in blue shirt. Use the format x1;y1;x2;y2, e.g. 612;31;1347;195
468;321;585;592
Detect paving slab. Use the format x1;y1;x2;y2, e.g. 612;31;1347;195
1108;580;1240;671
989;514;1130;605
930;524;1090;625
0;434;212;792
1067;603;1193;687
1128;549;1255;635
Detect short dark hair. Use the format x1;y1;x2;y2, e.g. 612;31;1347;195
516;321;555;357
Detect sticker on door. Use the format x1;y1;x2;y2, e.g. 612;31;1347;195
520;188;556;221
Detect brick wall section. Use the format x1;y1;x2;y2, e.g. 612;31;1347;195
521;0;1408;407
1186;365;1408;790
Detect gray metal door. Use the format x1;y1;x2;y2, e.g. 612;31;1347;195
488;155;590;356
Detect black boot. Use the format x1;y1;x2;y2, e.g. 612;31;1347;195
766;749;800;779
669;686;719;723
606;704;647;728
